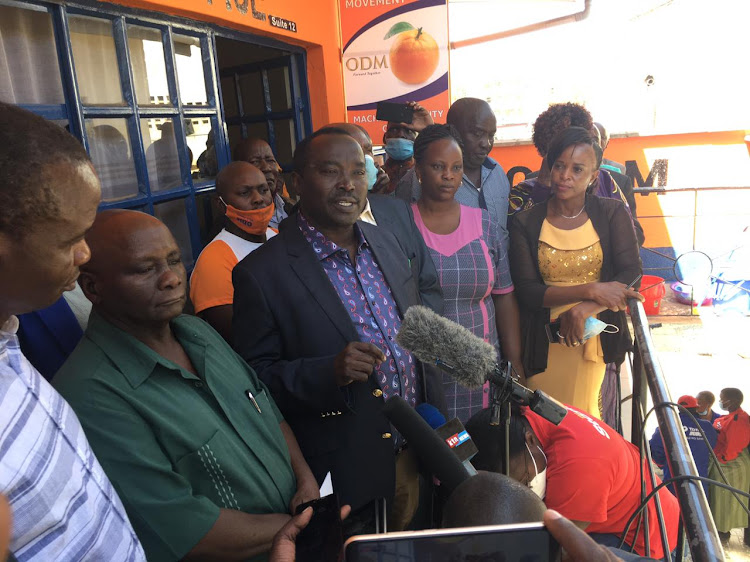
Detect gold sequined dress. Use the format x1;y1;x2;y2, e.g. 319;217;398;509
527;219;605;417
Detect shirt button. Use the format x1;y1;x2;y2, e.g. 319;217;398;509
373;389;383;398
194;381;203;388
381;432;392;439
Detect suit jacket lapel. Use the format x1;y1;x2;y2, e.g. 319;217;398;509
284;222;359;342
359;221;413;317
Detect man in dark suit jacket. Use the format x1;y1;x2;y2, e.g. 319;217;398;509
365;194;443;314
233;128;446;534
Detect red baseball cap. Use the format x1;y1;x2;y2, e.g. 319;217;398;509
678;395;699;409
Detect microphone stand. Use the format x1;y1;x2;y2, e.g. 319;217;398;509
489;360;515;476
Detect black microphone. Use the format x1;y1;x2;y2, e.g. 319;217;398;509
397;305;567;426
383;396;472;496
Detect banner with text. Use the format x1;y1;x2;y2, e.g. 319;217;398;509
339;0;450;142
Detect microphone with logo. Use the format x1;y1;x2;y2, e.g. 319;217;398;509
382;396;472;497
416;403;478;477
397;305;567;426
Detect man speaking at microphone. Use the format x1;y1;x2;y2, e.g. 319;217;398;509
232;128;446;535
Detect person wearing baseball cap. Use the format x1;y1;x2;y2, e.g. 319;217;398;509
649;395;718;495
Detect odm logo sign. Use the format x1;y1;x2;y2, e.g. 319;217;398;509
385;22;439;85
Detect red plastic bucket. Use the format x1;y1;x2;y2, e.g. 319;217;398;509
639;275;667;315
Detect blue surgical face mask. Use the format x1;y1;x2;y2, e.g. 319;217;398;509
582;316;619;342
364;154;378;191
384;138;414;161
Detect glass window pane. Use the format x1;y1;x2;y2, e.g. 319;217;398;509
174;34;207;106
221;76;238;117
268;66;291;112
185;118;216;179
238;71;264;115
86;118;138;202
69;16;124;106
245;122;268;143
141;118;183;192
227;124;243;156
127;25;171;106
196;190;222;248
272;119;295;165
0;5;64;105
154;198;192;266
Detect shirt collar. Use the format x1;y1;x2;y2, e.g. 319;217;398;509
86;311;206;388
297;212;367;261
1;316;19;336
359;200;377;226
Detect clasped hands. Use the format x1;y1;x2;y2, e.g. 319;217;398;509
556;281;644;347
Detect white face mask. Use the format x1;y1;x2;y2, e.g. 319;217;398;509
525;442;547;499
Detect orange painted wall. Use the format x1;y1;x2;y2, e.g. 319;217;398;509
492;130;750;251
110;0;348;129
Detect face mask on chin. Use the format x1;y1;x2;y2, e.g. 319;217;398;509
525;442;547;499
220;197;274;236
697;408;708;416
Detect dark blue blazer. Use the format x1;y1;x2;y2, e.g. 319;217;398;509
17;297;83;381
232;215;446;511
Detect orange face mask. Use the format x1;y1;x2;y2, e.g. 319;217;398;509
221;197;275;236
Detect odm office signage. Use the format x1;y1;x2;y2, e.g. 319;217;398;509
339;0;450;142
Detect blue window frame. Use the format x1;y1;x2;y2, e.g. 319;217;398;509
1;0;312;267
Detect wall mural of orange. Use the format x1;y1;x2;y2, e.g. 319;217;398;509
339;0;450;141
386;22;439;85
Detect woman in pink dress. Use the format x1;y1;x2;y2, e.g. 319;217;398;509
410;124;523;422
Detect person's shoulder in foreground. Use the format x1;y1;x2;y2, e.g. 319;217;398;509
0;101;144;560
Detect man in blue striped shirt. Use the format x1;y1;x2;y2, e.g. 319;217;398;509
0;102;144;561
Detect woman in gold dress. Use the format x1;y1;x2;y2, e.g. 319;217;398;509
509;127;643;416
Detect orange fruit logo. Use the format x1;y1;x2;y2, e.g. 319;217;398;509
385;22;439;85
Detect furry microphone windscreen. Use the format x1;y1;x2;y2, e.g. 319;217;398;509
397;305;497;389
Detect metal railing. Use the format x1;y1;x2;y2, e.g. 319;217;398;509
628;298;724;561
633;185;750;317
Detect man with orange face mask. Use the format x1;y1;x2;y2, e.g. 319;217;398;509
190;161;276;341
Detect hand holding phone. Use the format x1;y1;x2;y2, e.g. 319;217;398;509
376;102;414;124
293;495;343;562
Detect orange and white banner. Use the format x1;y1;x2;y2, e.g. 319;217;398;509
339;0;450;142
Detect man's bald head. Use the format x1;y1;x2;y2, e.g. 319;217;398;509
441;471;546;528
83;210;167;274
80;209;186;329
446;98;493;128
216;161;268;199
327;122;373;156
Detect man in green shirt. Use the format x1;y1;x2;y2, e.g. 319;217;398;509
54;210;320;561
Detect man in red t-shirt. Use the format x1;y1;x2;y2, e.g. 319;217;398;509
467;405;680;559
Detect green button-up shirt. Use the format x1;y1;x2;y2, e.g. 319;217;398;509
54;313;296;562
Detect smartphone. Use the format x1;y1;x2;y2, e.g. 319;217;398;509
345;522;561;561
376;101;414;124
544;320;561;344
295;494;343;562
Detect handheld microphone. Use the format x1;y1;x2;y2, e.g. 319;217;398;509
397;306;567;426
383;396;472;496
416;403;478;476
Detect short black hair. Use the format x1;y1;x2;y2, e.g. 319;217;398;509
0;102;91;237
292;126;353;175
466;407;528;474
721;388;743;405
532;102;593;157
545;126;603;174
413;123;463;165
